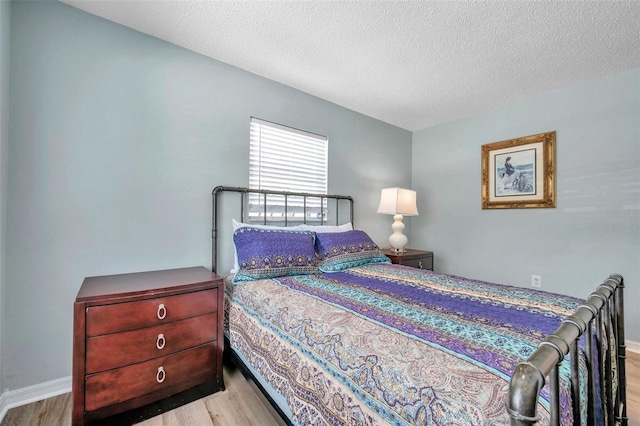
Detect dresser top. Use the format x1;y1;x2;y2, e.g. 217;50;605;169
381;248;433;258
76;266;222;303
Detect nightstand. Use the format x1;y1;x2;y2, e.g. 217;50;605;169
382;249;434;271
72;267;224;425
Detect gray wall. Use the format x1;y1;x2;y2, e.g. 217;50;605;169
412;70;640;342
4;1;411;390
0;0;12;397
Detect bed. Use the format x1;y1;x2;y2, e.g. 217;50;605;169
212;186;627;425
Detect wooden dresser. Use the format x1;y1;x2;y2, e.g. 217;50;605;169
72;267;224;425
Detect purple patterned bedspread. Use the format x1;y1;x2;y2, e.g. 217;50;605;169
225;263;586;425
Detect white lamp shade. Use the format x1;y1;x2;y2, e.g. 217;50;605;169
377;188;419;216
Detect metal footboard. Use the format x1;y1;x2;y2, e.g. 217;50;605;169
506;274;627;425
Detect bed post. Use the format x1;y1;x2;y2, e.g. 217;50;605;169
506;359;548;424
610;273;627;425
212;185;223;273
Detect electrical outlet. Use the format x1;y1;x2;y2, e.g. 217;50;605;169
531;275;542;288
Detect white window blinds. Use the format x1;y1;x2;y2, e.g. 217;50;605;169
249;117;328;222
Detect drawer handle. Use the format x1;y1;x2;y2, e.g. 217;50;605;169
156;366;165;383
156;334;166;350
418;261;423;269
157;304;166;320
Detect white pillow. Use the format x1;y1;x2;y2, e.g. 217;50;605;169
298;222;353;233
230;219;303;273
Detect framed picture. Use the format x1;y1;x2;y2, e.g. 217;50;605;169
481;131;556;209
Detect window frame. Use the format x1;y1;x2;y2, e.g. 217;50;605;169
248;117;328;223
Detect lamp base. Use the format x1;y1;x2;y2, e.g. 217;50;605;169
388;214;408;252
388;247;407;253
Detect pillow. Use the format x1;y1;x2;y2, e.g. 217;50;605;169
231;219;302;273
315;230;390;273
232;227;318;284
298;222;353;233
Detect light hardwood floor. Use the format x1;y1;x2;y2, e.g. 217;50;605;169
629;350;640;426
2;352;639;426
1;362;287;426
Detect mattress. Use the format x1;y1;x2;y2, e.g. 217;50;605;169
224;263;588;425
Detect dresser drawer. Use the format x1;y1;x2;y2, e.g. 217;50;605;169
86;288;217;336
401;257;433;270
85;342;217;412
86;312;218;374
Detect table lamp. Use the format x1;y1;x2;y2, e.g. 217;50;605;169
377;187;419;252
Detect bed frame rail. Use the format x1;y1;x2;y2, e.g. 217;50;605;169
506;274;627;425
211;185;354;273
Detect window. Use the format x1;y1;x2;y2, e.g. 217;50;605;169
249;117;328;222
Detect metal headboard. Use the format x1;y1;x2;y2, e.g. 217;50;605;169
211;185;354;273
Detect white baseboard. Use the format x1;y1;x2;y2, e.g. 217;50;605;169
626;339;640;354
0;376;70;423
0;340;638;423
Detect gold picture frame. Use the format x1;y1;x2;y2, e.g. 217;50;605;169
481;131;556;209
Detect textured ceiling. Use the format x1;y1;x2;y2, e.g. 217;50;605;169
60;0;640;131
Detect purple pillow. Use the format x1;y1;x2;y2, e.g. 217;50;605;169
232;227;318;283
315;230;390;272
